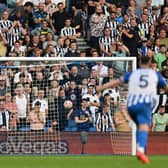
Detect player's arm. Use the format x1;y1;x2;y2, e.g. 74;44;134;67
157;72;168;93
96;79;122;93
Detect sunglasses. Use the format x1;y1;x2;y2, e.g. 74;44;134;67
0;99;5;101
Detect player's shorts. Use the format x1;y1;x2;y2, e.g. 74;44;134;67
127;103;152;126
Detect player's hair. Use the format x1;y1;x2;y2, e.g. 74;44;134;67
141;57;150;65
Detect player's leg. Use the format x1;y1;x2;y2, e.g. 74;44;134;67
136;105;152;164
128;104;151;164
136;124;150;164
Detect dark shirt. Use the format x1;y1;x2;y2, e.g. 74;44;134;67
122;27;140;56
69;74;82;85
66;88;81;110
74;108;91;131
52;10;70;34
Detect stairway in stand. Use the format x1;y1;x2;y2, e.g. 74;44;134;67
76;37;90;52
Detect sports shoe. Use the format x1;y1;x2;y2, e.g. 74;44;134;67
137;151;150;164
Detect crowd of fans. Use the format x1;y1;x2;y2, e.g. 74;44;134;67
0;0;168;132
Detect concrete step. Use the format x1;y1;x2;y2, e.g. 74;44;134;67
78;46;90;51
76;37;86;42
76;41;88;46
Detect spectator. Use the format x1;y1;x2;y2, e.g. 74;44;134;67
162;49;168;70
0;30;8;57
152;105;168;132
115;6;124;24
23;82;33;111
91;61;108;85
159;5;168;33
64;38;71;52
32;71;47;96
49;64;63;81
44;44;57;57
0;10;12;44
99;27;114;57
44;0;57;16
123;14;131;29
158;29;168;47
121;18;140;57
27;35;41;57
9;9;27;27
48;79;60;125
81;78;89;96
114;100;131;131
89;5;107;49
102;67;114;84
147;24;157;41
74;98;93;132
64;41;80;57
154;44;166;71
14;84;28;130
69;65;82;85
8;20;27;48
152;88;168;114
82;83;100;125
55;37;67;57
153;38;161;54
60;18;80;41
96;104;115;132
0;74;9;96
0;95;10;131
5;92;18;130
23;1;35;30
57;88;68;131
13;63;32;84
43;32;57;50
29;101;46;131
50;2;70;35
65;107;77;132
105;12;118;42
77;62;90;80
31;19;54;37
150;6;159;26
127;0;141;18
65;80;81;110
32;2;49;28
32;88;48;116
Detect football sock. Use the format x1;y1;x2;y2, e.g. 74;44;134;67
137;130;148;153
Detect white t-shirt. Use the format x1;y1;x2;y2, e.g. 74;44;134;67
15;94;27;118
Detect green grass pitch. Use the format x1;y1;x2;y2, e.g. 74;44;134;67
0;155;167;168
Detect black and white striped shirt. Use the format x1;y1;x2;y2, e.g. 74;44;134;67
8;26;22;47
60;26;76;37
149;14;158;25
138;21;150;38
55;46;67;57
96;112;113;132
99;36;113;56
0;19;13;41
0;110;10;130
105;20;118;40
